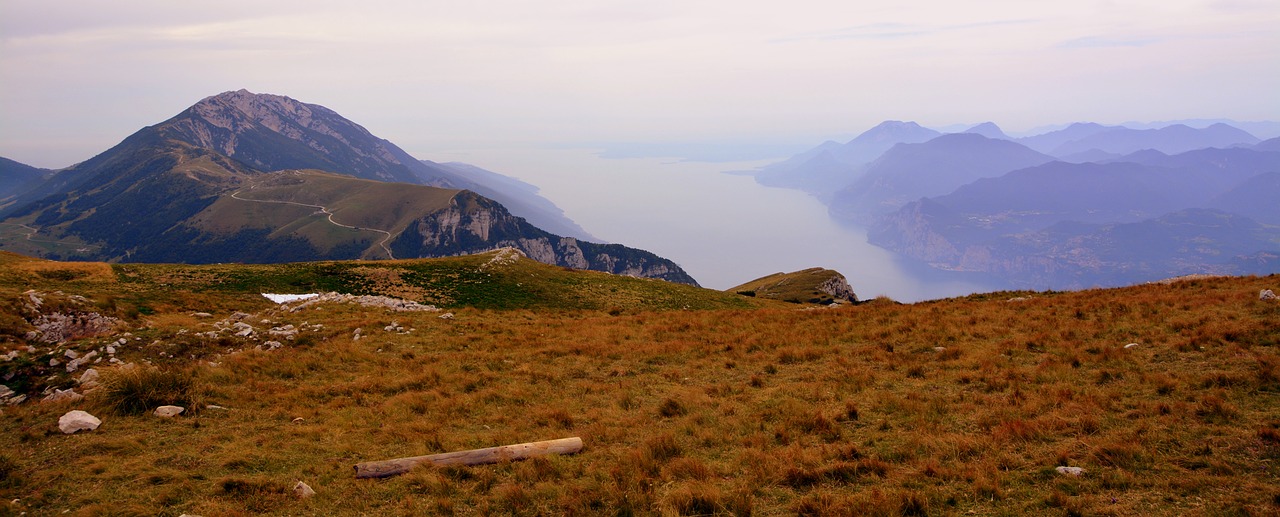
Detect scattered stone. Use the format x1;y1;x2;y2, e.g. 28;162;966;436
1124;343;1140;349
1262;289;1277;301
294;480;316;498
154;405;185;418
1006;297;1029;302
440;312;455;320
232;322;254;337
49;358;60;367
66;351;98;373
58;410;101;434
292;417;305;424
106;346;116;355
259;341;283;351
933;347;947;352
64;349;80;359
1055;466;1086;477
1;350;17;361
0;385;22;406
352;328;362;341
116;338;127;346
41;388;83;404
78;368;101;388
284;292;440;313
191;312;213;318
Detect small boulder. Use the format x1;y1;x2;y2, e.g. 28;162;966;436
1262;289;1277;301
1124;343;1139;349
1055;466;1085;477
439;313;455;320
58;410;101;434
294;480;316;498
154;405;185;418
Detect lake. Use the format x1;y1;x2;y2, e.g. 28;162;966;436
438;146;1004;302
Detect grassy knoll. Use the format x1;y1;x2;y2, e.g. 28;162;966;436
0;252;1277;515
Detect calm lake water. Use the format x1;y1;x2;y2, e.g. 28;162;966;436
441;147;1003;302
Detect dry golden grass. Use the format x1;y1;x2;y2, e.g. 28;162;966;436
0;270;1277;515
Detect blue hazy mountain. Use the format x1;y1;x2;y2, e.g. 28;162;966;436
753;121;941;199
828;133;1055;224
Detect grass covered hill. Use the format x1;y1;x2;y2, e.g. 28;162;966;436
0;251;1278;515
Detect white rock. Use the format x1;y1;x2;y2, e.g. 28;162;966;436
106;346;116;354
1055;466;1085;477
1124;343;1139;349
154;405;185;418
294;480;316;497
64;349;79;359
0;385;14;398
58;410;101;434
1262;289;1277;301
191;312;213;318
42;388;83;404
439;313;455;319
116;338;127;346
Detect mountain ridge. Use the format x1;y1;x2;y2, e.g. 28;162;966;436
0;91;692;284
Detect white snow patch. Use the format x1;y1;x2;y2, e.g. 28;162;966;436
263;293;320;304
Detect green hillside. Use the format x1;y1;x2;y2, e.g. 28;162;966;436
191;170;462;258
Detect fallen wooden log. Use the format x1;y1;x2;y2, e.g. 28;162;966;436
354;436;583;479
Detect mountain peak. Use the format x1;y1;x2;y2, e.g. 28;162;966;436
963;122;1009;140
188;89;344;138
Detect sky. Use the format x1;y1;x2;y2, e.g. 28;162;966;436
2;0;1278;169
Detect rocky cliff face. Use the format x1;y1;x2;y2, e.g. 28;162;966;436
392;192;699;285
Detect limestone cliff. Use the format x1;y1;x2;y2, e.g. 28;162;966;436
392;192;699;286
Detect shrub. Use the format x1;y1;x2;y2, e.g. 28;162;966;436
99;366;203;415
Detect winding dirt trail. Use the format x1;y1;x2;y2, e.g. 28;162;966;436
230;188;398;259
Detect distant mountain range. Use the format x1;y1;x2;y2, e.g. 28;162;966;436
755;119;1280;289
0;90;696;285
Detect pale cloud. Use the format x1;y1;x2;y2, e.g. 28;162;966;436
1;0;1277;168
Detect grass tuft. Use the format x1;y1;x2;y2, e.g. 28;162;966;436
98;366;204;415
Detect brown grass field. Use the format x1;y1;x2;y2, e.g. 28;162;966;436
0;252;1277;516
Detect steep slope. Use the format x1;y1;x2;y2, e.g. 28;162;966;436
428;161;595;240
828;133;1055;224
753;121;940;198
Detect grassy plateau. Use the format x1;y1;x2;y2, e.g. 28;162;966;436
0;250;1277;516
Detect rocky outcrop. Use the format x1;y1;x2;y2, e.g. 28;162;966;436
18;290;121;345
817;273;859;303
393;192;698;285
729;268;858;304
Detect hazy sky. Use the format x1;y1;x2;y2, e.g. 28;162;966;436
2;0;1278;168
